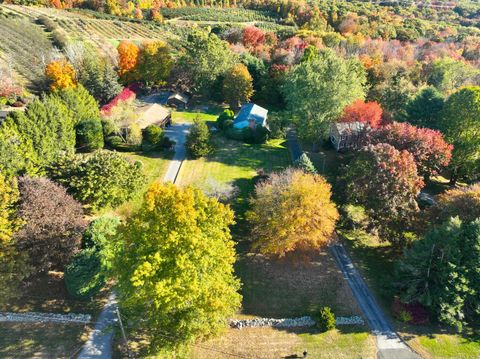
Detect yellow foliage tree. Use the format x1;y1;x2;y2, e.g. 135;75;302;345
0;174;20;244
45;59;77;91
247;168;339;257
117;40;140;81
223;63;254;108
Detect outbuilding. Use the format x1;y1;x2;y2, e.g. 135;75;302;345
233;103;268;130
166;92;190;110
329;121;369;151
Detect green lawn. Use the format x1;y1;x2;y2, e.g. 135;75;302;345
172;109;221;124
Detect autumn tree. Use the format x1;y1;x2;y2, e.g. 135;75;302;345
427;57;479;94
14;176;86;273
395;217;480;330
338;143;424;243
368;122;452;180
438;86;480;183
242;26;265;49
45;59;77;91
136;41;173;87
247;168;339;257
339;100;383;128
283;49;366;145
178;29;237;96
222;63;254;108
405;86;444;128
117;40;140;82
112;183;241;351
425;184;480;226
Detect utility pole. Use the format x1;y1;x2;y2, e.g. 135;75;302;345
116;307;132;358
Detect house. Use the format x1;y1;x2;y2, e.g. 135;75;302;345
330;121;369;151
166;92;189;110
233;103;268;130
137;103;171;129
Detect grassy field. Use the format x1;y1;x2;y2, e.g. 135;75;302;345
172;110;219;124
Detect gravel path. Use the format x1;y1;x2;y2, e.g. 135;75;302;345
77;123;191;358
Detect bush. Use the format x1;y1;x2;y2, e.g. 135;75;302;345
142;124;164;151
106;135;123;147
76;119;104;152
216;109;234;130
64;248;105;299
127;124;142;146
340;204;369;230
101;118;116;137
317;307;336;332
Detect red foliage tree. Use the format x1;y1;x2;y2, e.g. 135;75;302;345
368;122;453;179
340;100;383;128
242;26;265;49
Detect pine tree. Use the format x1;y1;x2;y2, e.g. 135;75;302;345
294;153;317;174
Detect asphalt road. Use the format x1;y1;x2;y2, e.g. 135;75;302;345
330;244;420;359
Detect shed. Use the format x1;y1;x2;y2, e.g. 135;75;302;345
330;121;369;151
137;103;171;128
167;92;189;110
233;103;268;130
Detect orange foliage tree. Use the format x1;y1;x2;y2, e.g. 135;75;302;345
247;168;339;257
340;100;383;128
45;59;77;92
117;40;140;81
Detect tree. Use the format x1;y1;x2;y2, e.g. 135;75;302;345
179;29;237;96
294;153;317;174
368;122;452;180
48;151;145;210
216;109;234;130
242;26;265;49
0;174;20;244
186;118;212;158
117;40;140;82
56;84;101;125
76;119;104;152
282;49;366;145
427;57;479;94
45;59;77;91
339;100;383;128
425;184;480;226
247;168;339;257
405;86;444;128
395;217;480;330
112;183;241;351
78;54;122;105
136;41;173;87
438;86;480;183
222;64;254;108
14;176;86;273
338;143;424;243
141;124;164;151
64;248;105;299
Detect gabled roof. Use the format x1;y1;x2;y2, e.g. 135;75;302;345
137;103;171;128
333;121;369;135
167;92;189;104
234;103;268;126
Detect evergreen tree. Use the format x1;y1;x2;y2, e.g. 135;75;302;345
186;117;212;158
294;153;317;174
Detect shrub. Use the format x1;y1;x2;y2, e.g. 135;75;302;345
391;297;429;325
216;109;234;130
106;135;123;147
64;248;105;299
142;124;164;151
48;151;145;210
101;118;117;137
186;118;212;158
317;307;336;332
76;119;104;152
127;124;142;146
340;204;369;230
294;153;316;174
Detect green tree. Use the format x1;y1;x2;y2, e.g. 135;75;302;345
48;151;145;210
141;124;164;152
56;84;100;125
294;153;317;174
338;143;424;243
0;174;20;244
64;248;105;299
137;41;173;87
282;49;366;145
438;86;480;183
179;29;237;96
427;57;479;94
395;217;480;330
186;118;212;158
216;109;234;130
113;183;241;351
222;63;254;108
247;168;339;257
76;119;104;152
405;86;444;128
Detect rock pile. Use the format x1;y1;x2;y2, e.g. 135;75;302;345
335;316;365;325
230;316;316;329
0;312;91;324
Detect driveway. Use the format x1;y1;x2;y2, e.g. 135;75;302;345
77;123;191;358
